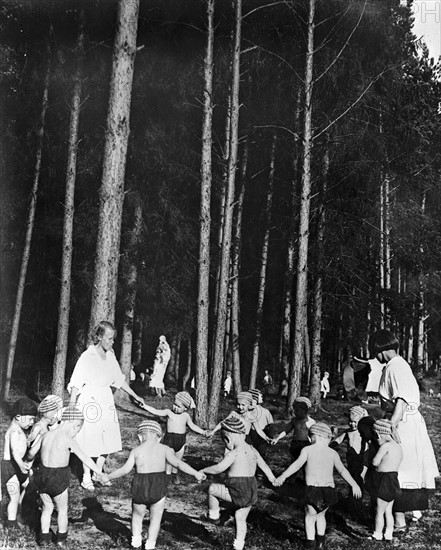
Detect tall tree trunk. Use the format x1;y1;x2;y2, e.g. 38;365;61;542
309;142;329;406
195;0;214;427
417;191;427;370
169;334;178;381
183;339;192;390
174;335;182;386
3;53;51;400
132;317;143;369
231;138;249;395
52;13;85;397
287;0;316;407
88;0;140;335
249;132;276;388
119;196;143;382
208;0;242;425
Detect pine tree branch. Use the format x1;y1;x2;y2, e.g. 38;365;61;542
243;1;288;19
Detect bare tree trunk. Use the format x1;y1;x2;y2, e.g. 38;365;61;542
195;0;215;427
52;15;85;397
208;0;242;425
169;334;177;380
287;0;316;407
183;339;192;390
88;0;140;334
175;335;182;385
309;142;329;406
3;53;51;400
249;132;276;388
230;139;249;395
417;192;427;370
132;317;143;369
119;196;143;382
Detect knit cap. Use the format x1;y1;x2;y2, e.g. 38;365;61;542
38;395;63;414
349;406;368;422
61;406;84;422
294;396;312;409
174;391;192;409
221;416;246;434
138;420;162;437
249;389;262;402
373;419;401;443
12;397;38;418
236;391;254;404
309;422;332;439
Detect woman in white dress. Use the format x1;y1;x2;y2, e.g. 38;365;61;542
68;321;145;491
148;335;171;398
370;329;439;529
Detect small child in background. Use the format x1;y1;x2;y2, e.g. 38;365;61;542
140;391;209;481
274;422;362;550
223;371;233;398
262;370;273;396
368;419;403;542
27;395;64;449
200;416;276;550
247;389;276;460
320;372;330;399
102;420;205;550
27;407;105;547
1;398;37;528
272;396;316;462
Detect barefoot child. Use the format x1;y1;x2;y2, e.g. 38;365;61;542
102;420;205;550
200;416;276;550
368;419;403;541
272;396;316;461
140;391;209;479
1;398;37;528
274;422;362;550
27;395;64;449
27;407;106;546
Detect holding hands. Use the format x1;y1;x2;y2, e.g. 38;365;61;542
195;471;207;483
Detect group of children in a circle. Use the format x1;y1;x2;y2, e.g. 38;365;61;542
2;388;401;550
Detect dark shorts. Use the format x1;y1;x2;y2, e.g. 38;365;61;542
163;432;186;453
368;471;402;503
1;459;29;491
34;465;71;498
304;485;338;512
289;440;311;461
132;472;168;506
225;476;258;509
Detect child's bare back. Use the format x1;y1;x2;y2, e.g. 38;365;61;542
38;428;75;468
132;441;169;473
303;444;340;487
225;443;258;478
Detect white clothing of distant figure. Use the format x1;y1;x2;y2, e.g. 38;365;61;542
320;372;330;398
149;335;171;397
223;371;232;397
365;358;384;393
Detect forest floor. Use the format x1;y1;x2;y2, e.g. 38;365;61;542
0;382;440;550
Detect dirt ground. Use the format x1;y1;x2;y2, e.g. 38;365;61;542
1;385;440;550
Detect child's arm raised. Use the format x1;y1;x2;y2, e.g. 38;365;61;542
371;444;388;468
334;452;362;498
140;404;171;418
10;431;31;474
185;414;210;437
255;449;276;484
106;450;136;481
164;447;206;482
26;432;43;461
274;448;308;486
201;450;237;475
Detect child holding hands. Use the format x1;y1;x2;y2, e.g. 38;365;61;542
140;391;209;480
200;416;276;550
102;420;205;550
274;422;362;550
27;395;64;449
368;419;403;542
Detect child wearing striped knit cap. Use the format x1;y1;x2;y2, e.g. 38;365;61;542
27;395;64;449
272;396;316;462
200;416;276;550
27;407;105;547
368;419;403;542
139;391;210;481
274;422;361;550
102;420;205;550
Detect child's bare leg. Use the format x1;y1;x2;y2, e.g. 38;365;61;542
304;505;318;541
145;497;166;550
316;508;328;536
54;490;69;534
172;446;185;475
96;455;106;472
373;497;388;539
40;493;54;534
384;501;394;540
131;502;146;548
6;478;20;521
233;506;251;550
207;483;232;520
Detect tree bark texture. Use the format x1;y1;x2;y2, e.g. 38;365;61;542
195;0;215;427
183;339;192;390
52;12;85;397
89;0;140;335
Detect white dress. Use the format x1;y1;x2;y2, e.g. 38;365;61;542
379;355;439;489
149;341;171;390
68;345;125;457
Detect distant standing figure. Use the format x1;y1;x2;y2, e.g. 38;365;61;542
224;371;233;398
262;370;273;396
280;378;288;397
149;335;171;398
320;372;330;399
